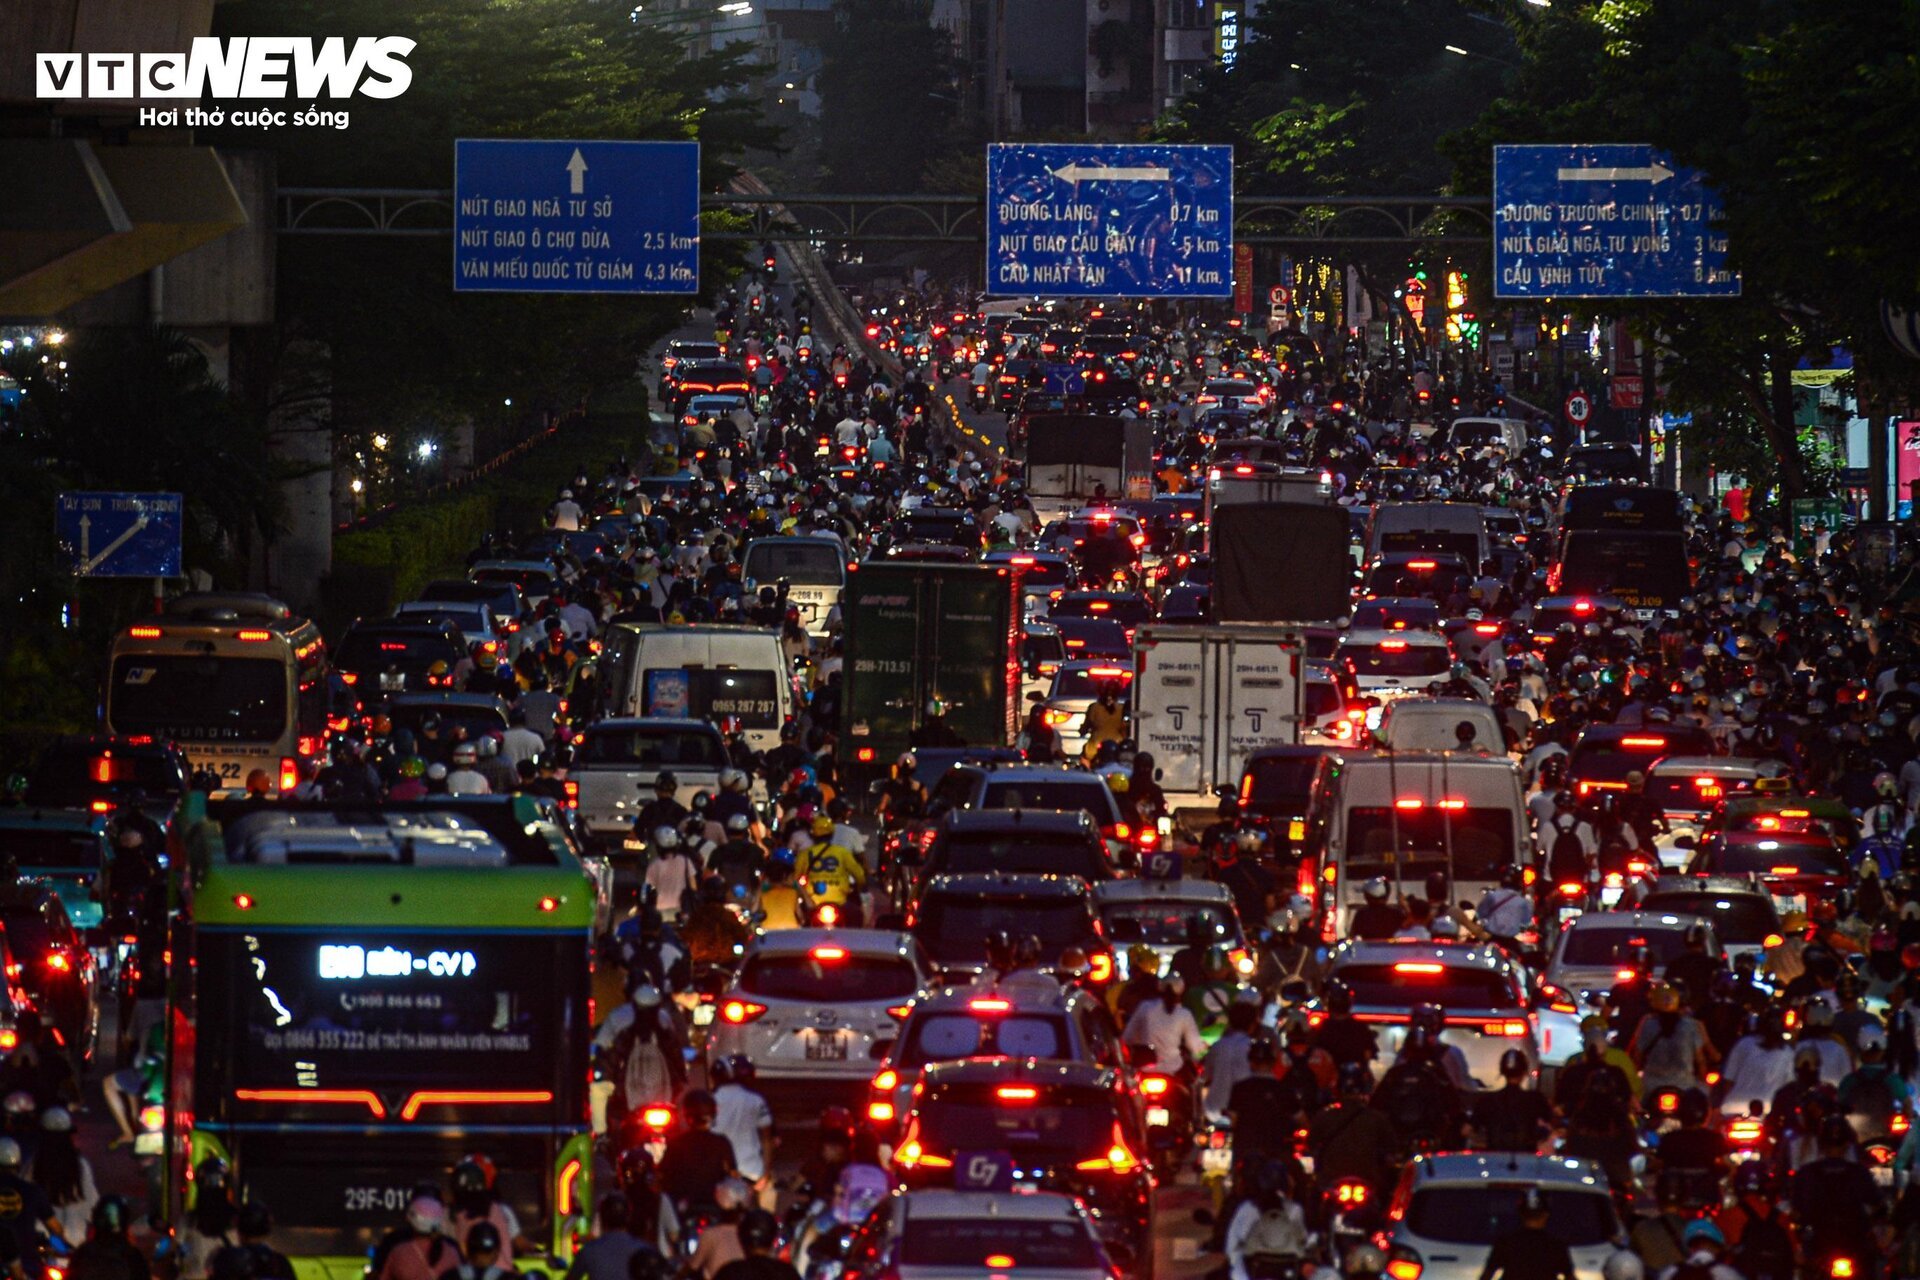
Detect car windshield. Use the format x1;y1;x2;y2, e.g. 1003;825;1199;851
1405;1185;1617;1246
1241;756;1319;806
979;782;1113;820
1646;772;1758;810
1053;620;1131;656
394;606;483;632
29;745;180;803
470;567;552;593
335;630;460;669
1050;669;1133;700
900;1014;1067;1065
1304;683;1342;719
1716;840;1847;876
0;828;102;870
742;541;845;586
1342;807;1513;883
576;727;725;768
936;832;1105;880
917;1084;1119;1159
1338;642;1450;678
737;954;918;1002
916;896;1094;962
1351;601;1443;629
1330;963;1520;1010
1050;596;1150;623
1637;894;1778;945
901;1219;1102;1269
1001;559;1072;586
1101;902;1235;946
1559;926;1691;966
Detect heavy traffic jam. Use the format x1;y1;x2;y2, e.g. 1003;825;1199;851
5;274;1914;1280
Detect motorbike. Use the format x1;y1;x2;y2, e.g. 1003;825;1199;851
1320;1177;1379;1259
1198;1120;1234;1215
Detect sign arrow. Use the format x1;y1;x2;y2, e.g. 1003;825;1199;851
1050;163;1171;183
77;514;90;563
565;147;588;195
1556;161;1673;184
84;515;147;575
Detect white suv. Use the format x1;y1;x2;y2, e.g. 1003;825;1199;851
1385;1153;1623;1280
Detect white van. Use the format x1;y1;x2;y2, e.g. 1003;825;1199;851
1447;417;1530;458
1373;697;1507;755
1366;501;1489;568
597;623;798;752
1309;752;1528;941
740;535;848;636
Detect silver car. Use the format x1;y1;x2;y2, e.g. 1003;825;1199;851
1543;910;1719;1008
1384;1153;1623;1280
1316;940;1541;1089
1092;879;1252;982
707;930;933;1083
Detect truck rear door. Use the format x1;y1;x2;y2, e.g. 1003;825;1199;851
1218;632;1304;788
1132;629;1209;794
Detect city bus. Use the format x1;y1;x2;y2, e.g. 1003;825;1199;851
104;594;327;796
1548;484;1692;613
176;797;597;1280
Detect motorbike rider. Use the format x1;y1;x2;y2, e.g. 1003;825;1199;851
793;815;865;926
1306;1062;1398;1200
1223;1157;1309;1280
1309;979;1379;1070
908;698;964;749
69;1195;150;1280
1347;879;1404;942
1121;977;1207;1075
595;984;684;1134
1471;1049;1553;1152
1652;1089;1728;1212
1477;1187;1576;1280
1629;981;1716;1108
1788;1115;1884;1277
1371;1023;1463;1152
635;773;689;840
658;1090;738;1214
1079;683;1129;762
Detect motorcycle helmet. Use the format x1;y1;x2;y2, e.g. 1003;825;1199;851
738;1209;779;1253
1324;978;1354;1016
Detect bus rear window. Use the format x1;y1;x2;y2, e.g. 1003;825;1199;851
110;655;287;742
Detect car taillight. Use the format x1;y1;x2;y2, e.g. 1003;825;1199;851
867;1099;895;1123
894;1138;953;1169
1110;823;1131;841
45;953;71;974
1387;1260;1423;1280
872;1069;899;1092
278;757;299;792
1087;952;1113;984
720;999;768;1024
1478;1020;1529;1037
1074;1124;1142;1173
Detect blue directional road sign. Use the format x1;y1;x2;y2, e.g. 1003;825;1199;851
56;492;183;578
986;143;1233;298
454;139;699;294
1493;145;1740;299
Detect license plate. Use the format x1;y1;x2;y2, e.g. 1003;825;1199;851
805;1031;848;1061
1146;1106;1171;1128
692;1004;716;1027
1288;819;1305;842
1201;1145;1234;1173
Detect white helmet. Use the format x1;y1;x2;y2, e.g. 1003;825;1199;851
652;825;682;850
719;767;747;793
630;983;663;1010
407;1195;446;1236
1602;1252;1645;1280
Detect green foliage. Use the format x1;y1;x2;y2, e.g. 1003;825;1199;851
1451;0;1920;499
208;0;768;434
817;0;959;193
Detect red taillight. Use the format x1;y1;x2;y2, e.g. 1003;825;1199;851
811;945;848;962
721;999;768;1024
1393;962;1444;975
127;625;163;639
278;757;299;791
996;1086;1039;1103
969;998;1011;1013
562;780;579;809
45;953;71;974
1332;1180;1370;1206
1727;1119;1765;1144
1074;1124;1142;1172
1620;736;1667;749
1394;798;1424;811
641;1105;674;1130
1087;952;1113;984
1138;1075;1171;1097
1379;639;1408;651
857;747;876;762
868;1100;896;1123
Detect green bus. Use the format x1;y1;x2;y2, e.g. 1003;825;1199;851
178;797;598;1280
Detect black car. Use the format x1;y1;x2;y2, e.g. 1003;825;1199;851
1235;745;1339;860
893;1058;1154;1273
25;735;189;823
332;620;467;699
910;872;1107;982
0;886;98;1063
666;361;749;411
918;811;1114;892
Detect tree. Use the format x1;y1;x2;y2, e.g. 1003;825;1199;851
1448;0;1920;502
208;0;768;439
817;0;959;193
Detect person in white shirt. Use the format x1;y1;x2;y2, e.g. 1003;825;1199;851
446;743;491;795
500;708;547;762
1121;980;1207;1073
550;489;584;531
711;1060;776;1205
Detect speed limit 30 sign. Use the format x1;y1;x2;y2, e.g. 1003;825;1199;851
1565;390;1593;425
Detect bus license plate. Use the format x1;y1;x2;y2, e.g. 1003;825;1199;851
805;1032;848;1061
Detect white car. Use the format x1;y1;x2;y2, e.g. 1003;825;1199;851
850;1188;1128;1280
1314;940;1540;1089
1384;1153;1624;1280
1334;628;1455;709
707;929;934;1083
392;600;504;658
1643;756;1793;869
1092;878;1252;981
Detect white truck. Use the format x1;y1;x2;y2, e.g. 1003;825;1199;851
1025;414;1155;525
1130;624;1307;830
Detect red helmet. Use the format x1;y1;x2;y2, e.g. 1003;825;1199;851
788;767;811;791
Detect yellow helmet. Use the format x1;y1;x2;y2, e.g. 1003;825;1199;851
1648;982;1680;1014
1107;773;1131;794
810;815;836;838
